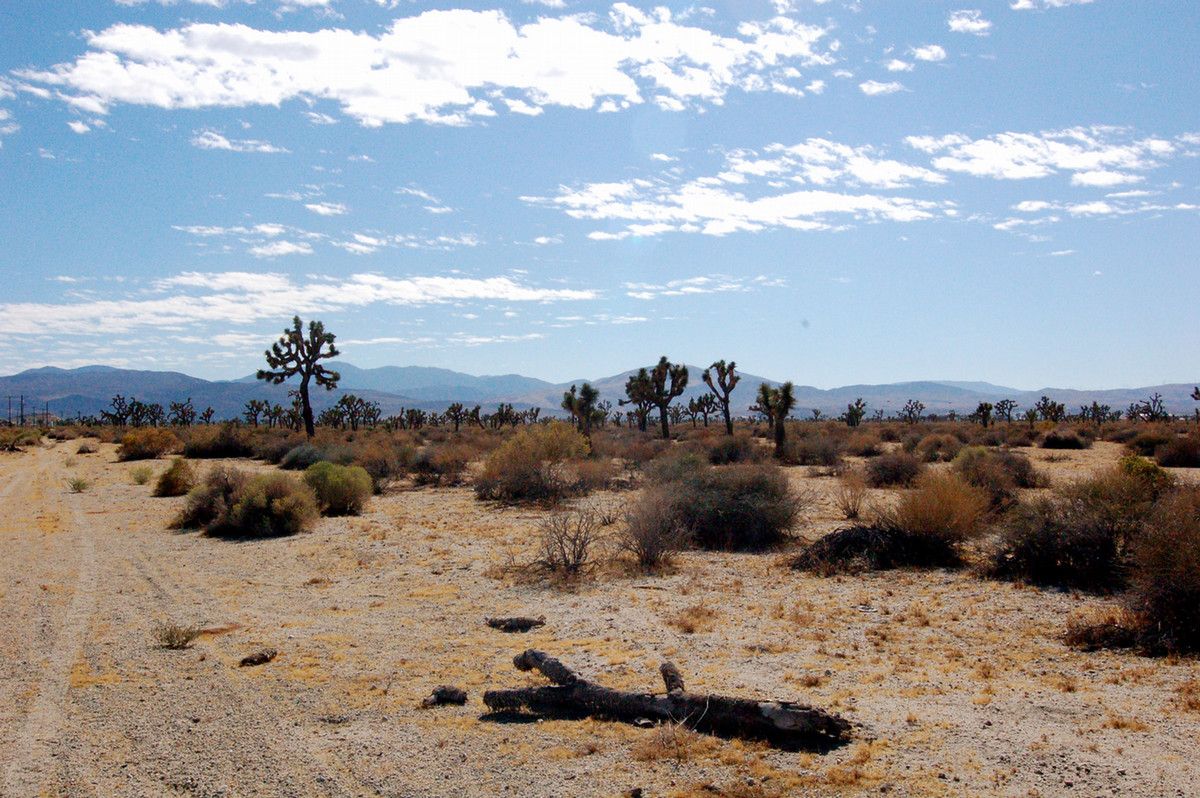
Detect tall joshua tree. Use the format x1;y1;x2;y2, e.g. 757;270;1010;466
257;316;340;438
702;360;740;435
647;356;688;439
562;382;600;442
759;382;796;457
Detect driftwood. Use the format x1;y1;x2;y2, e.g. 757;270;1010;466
421;686;468;708
485;616;546;633
239;648;277;667
482;650;850;750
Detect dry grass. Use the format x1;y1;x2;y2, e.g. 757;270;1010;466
834;471;868;520
152;620;203;650
667;601;719;634
631;721;720;762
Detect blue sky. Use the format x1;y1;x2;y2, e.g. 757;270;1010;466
0;0;1196;388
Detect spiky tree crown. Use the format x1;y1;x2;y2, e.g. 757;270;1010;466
257;316;341;389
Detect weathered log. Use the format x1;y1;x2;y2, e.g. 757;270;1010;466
485;615;546;633
239;648;277;667
421;686;468;708
483;649;850;750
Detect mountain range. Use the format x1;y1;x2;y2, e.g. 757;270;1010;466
0;364;1195;422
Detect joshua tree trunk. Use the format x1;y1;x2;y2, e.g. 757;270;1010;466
300;378;315;438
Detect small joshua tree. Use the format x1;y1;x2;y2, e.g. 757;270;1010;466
843;398;867;428
561;382;600;442
256;316;341;438
758;382;796;457
900;399;925;425
702;360;741;436
973;402;993;428
994;399;1018;424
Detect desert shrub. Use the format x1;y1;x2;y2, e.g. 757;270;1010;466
953;446;1044;509
1155;435;1200;468
866;451;923;488
781;434;843;468
1127;428;1174;457
1064;607;1141;651
153;457;197;497
118;428;181;461
251;431;307;464
65;477;91;494
843;432;882;458
153;620;203;650
532;507;601;577
411;443;471;486
834;472;868;520
1041;428;1091;450
1127;487;1200;653
620;488;691;571
130;465;154;485
175;467;316;538
643;450;707;485
46;427;77;441
1003;427;1035;448
985;461;1164;592
706;434;763;465
304;461;373;516
1116;454;1175;496
916;433;962;463
75;441;97;455
182;423;253;459
279;442;354;470
474;423;590;504
877;472;988;564
573;457;619;492
792;525;909;575
352;439;416;493
658;463;804;551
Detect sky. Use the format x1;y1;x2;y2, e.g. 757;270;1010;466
0;0;1197;389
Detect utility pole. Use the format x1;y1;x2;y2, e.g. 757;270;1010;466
19;395;25;427
5;395;11;425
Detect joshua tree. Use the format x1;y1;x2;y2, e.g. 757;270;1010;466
1023;408;1039;429
695;394;717;427
102;395;132;427
810;409;823;422
758;382;796;457
620;369;655;433
994;399;1018;424
243;399;268;427
702;360;740;435
168;398;196;427
647;357;689;439
753;382;775;430
900;399;925;425
199;407;215;425
446;402;466;432
1034;395;1065;423
562;382;600;441
256;316;341;438
843;398;867;428
595;400;613;428
973;402;993;428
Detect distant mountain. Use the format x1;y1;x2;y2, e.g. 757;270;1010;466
0;363;1195;422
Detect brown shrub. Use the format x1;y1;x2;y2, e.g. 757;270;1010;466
1128;486;1200;653
153;457;197;497
182;424;253;458
118;428;181;461
620;488;690;571
1155;435;1200;468
878;472;989;559
916;433;962;463
411;443;472;487
834;471;868;520
533;506;601;578
843;432;882;457
474;423;590;503
865;451;923;487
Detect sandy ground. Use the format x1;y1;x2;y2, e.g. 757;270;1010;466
0;437;1198;797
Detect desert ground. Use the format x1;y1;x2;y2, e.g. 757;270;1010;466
1;437;1198;798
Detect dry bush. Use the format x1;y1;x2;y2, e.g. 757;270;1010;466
1041;427;1092;450
668;601;718;634
1128;486;1200;653
250;431;307;464
532;506;601;578
631;721;719;763
351;438;416;493
876;472;989;563
843;431;882;457
411;443;471;487
475;423;590;504
1126;428;1174;457
118;428;181;461
182;423;253;458
916;433;962;463
834;471;868;520
658;463;806;551
75;441;97;455
153;620;203;650
303;461;373;516
705;433;764;465
175;466;317;538
1064;607;1140;651
865;451;923;488
65;476;91;494
153;457;197;497
619;487;690;571
792;525;909;575
572;457;620;492
780;433;843;468
1155;435;1200;468
953;446;1045;509
129;465;154;485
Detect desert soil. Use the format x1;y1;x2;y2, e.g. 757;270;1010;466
0;438;1198;797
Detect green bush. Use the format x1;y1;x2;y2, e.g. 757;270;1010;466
174;466;316;538
866;451;923;487
182;423;253;459
303;461;372;516
474;422;590;504
153;457;197;497
118;428;181;461
279;442;354;471
655;463;805;551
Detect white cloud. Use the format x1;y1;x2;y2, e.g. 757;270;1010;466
884;59;912;72
624;274;767;300
650;152;678;162
190;129;288;153
524;139;954;240
19;9;836;127
906;127;1176;181
304;201;347;216
911;44;947;62
1011;0;1094;9
948;10;992;35
67;120;91;134
1069;169;1142;187
0;272;597;335
248;240;314;257
859;80;904;96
